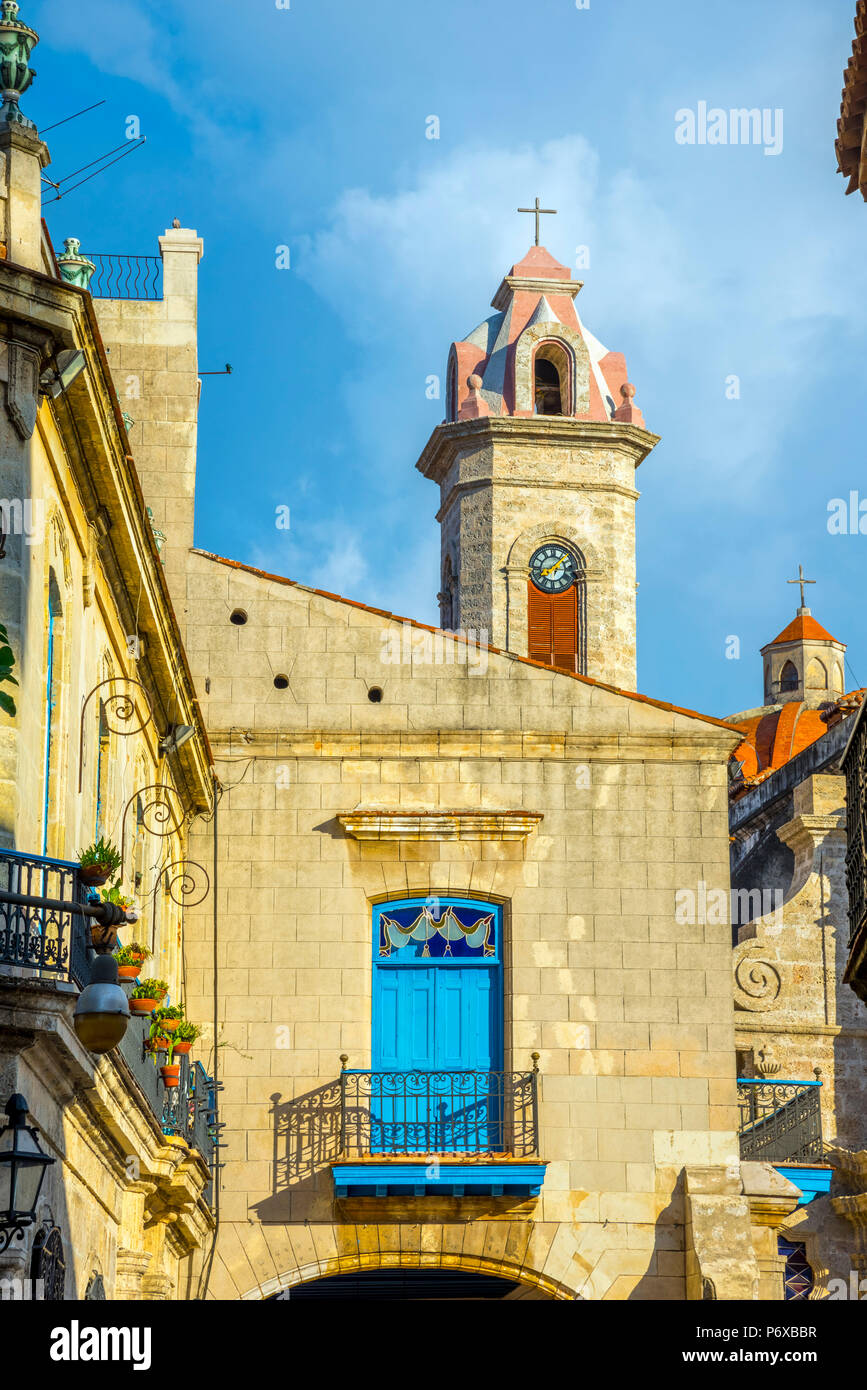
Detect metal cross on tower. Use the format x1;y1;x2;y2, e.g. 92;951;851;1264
787;564;816;608
518;197;557;246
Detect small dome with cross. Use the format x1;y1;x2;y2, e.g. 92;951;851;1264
444;230;646;427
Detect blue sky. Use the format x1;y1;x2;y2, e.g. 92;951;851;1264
26;0;867;718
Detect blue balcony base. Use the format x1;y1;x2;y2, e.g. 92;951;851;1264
773;1165;834;1205
332;1162;546;1199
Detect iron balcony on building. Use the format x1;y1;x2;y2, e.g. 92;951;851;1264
0;846;215;1181
737;1076;832;1205
85;252;163;301
332;1067;546;1198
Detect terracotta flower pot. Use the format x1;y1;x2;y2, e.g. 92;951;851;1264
172;1040;192;1055
160;1018;180;1033
130;997;158;1016
160;1064;181;1087
79;864;112;887
117;964;141;982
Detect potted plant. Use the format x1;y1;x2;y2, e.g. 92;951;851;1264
89;885;136;951
172;1021;201;1055
156;1034;181;1087
129;978;168;1016
77;837;122;888
113;942;151;982
152;1003;184;1034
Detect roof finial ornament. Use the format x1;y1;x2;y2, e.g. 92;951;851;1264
457;373;490;421
612;381;645;429
517;196;557;247
787;563;816;613
0;0;39;131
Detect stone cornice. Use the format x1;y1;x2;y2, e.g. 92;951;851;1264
734;1020;867;1039
434;476;640;526
776;815;846;856
209;728;737;761
338;810;543;841
415;415;660;484
491;274;583;309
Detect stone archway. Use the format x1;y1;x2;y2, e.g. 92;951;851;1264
225;1220;586;1302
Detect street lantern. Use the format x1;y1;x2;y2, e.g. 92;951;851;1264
73;953;130;1054
0;1094;55;1252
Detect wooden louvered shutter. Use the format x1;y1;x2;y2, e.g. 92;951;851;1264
528;583;552;664
551;586;578;672
527;582;578;671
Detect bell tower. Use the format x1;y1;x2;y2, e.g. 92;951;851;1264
415;217;659;691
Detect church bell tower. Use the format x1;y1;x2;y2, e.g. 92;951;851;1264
415;210;659;690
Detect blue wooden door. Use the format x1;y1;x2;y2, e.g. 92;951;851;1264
371;962;502;1153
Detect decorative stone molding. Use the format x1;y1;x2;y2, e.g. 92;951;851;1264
491;274;583;310
733;945;784;1013
338;810;543;842
114;1248;152;1301
0;337;40;438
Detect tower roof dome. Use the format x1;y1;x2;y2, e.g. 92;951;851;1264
768;612;839;645
446;245;646;427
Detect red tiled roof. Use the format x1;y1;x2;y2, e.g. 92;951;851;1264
192;549;739;733
838;1;867;198
730;690;866;791
769;613;839;645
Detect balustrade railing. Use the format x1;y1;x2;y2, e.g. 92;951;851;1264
0;847;90;983
86;252;163;300
737;1078;823;1163
339;1069;538;1158
115;1018;216;1181
0;847;214;1181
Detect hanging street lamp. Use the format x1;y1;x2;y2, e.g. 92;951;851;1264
0;1094;55;1252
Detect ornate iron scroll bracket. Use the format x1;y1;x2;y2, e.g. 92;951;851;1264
141;857;210;908
120;782;184;871
78;677;155;793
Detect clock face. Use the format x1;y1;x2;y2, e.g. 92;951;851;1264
529;544;578;594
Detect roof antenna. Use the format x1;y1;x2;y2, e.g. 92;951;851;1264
43;137;146;204
41;99;106;135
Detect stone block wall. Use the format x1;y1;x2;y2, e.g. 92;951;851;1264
184;551;745;1300
92;227;203;638
429;420;645;690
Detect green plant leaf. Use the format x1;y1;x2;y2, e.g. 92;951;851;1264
0;690;16;717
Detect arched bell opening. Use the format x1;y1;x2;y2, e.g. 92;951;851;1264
779;660;799;693
532;340;572;416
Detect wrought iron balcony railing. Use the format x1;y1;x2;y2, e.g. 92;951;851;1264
0;847;90;985
339;1069;539;1158
737;1078;824;1163
115;1019;216;1186
87;252;163;300
0;848;215;1182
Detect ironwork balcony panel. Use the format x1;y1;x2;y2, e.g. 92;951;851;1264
114;1023;215;1183
0;847;89;983
737;1078;823;1163
340;1069;539;1159
87;252;163;300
